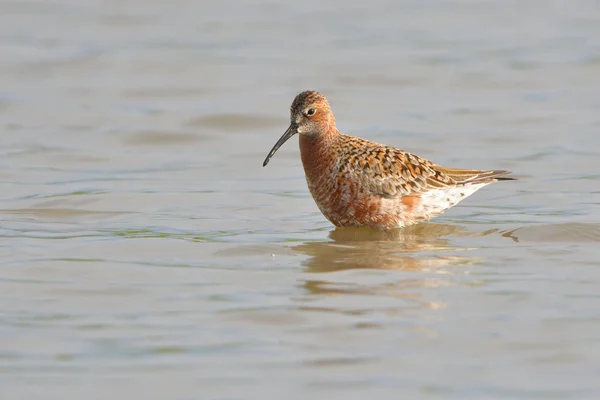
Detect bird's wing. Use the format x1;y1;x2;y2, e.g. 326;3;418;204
336;136;511;199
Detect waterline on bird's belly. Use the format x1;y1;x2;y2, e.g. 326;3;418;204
327;222;468;242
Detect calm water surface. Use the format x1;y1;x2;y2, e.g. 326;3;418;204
2;0;600;399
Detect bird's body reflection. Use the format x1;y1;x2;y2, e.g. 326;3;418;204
291;223;490;313
295;223;477;273
284;223;518;316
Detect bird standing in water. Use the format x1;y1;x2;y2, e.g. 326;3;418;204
263;90;514;230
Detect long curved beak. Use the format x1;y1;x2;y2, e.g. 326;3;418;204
262;123;297;167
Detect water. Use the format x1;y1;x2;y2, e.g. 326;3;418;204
2;0;600;398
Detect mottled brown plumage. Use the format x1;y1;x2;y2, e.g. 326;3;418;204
263;90;514;230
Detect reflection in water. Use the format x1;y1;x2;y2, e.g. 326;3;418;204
293;223;513;311
291;223;481;314
295;223;477;273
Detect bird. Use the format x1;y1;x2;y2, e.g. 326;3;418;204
262;90;514;230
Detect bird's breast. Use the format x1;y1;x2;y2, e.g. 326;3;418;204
299;135;386;227
299;136;338;202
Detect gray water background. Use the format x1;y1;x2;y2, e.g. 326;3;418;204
2;0;600;398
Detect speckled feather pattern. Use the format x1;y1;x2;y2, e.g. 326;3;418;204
265;90;514;230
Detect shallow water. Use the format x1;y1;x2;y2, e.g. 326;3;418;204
2;0;600;398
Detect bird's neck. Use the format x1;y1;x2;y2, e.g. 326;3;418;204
299;128;340;178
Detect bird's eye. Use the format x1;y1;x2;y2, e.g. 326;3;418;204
306;108;316;116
